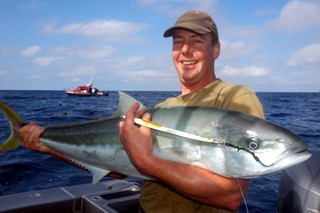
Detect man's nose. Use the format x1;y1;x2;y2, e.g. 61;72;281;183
181;43;193;56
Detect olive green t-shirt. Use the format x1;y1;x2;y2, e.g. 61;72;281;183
140;79;265;213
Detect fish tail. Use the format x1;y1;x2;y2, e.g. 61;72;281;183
0;101;25;151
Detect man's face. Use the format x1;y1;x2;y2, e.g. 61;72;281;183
172;29;219;87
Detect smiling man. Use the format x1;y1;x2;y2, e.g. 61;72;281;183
119;11;265;212
171;29;219;94
19;10;265;213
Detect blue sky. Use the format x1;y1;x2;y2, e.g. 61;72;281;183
0;0;319;92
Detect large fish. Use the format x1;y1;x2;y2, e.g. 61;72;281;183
0;92;311;183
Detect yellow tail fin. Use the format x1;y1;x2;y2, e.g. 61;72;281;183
0;101;24;151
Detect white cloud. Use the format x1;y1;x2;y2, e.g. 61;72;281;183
137;0;218;15
72;66;96;75
221;65;268;77
43;19;148;39
286;43;320;66
49;46;114;59
101;56;146;70
103;54;175;82
74;46;114;59
26;74;42;79
220;39;257;60
58;66;95;77
51;46;67;54
267;0;320;33
125;70;159;78
33;56;60;66
21;45;42;57
19;0;42;10
0;69;7;75
223;25;262;40
118;68;176;84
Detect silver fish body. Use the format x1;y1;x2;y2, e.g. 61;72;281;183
0;92;311;183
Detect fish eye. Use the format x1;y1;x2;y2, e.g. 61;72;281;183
245;138;260;150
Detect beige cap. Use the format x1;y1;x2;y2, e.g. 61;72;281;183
163;10;219;40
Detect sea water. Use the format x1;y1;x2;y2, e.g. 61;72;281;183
0;90;319;212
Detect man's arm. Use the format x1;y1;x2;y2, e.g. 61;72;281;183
119;103;247;210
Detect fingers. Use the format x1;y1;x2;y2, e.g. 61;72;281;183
122;102;146;124
119;103;139;136
135;107;146;118
123;102;140;125
140;113;152;135
19;122;46;152
118;103;151;139
142;112;151;121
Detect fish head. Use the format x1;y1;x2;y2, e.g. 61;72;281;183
220;120;312;178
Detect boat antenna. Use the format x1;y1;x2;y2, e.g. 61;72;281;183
87;75;94;87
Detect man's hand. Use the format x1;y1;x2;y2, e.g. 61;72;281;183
19;122;48;153
118;102;154;171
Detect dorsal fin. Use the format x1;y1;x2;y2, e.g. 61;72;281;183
113;91;146;117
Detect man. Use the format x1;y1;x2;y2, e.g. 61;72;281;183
118;10;264;212
20;10;264;212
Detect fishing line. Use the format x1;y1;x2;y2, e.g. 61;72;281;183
221;142;249;212
236;178;249;213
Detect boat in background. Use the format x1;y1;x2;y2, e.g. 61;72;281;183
64;78;108;96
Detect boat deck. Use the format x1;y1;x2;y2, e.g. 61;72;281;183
0;179;142;213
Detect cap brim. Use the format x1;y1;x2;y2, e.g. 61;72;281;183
163;23;211;37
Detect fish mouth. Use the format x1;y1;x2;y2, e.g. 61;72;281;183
270;149;311;170
246;150;312;178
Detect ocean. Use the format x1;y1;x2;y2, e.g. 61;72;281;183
0;90;319;212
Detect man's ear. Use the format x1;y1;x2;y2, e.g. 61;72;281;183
212;41;221;59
